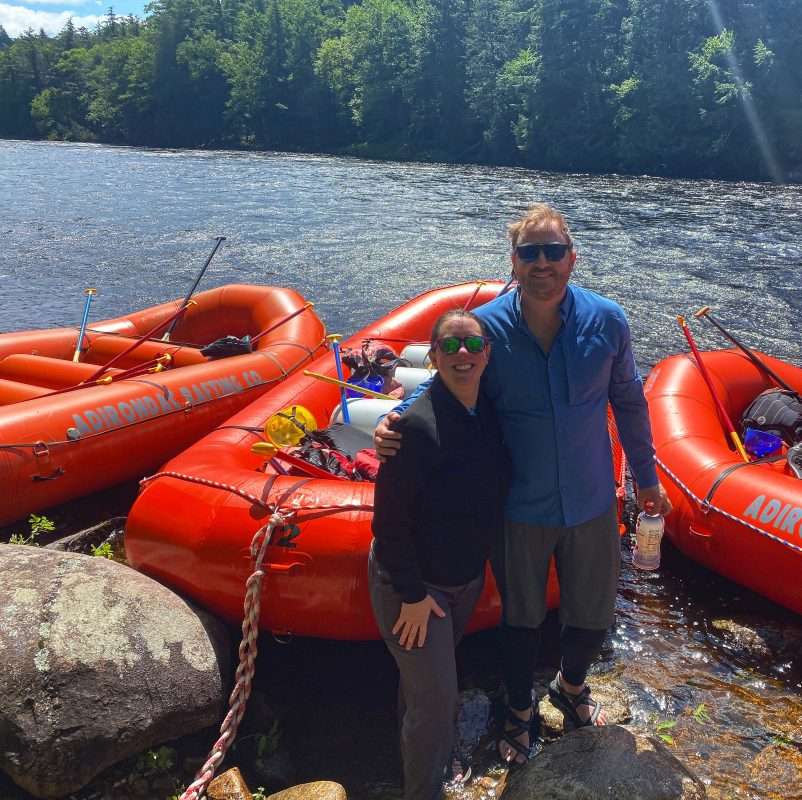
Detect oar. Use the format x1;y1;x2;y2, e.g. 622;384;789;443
83;301;196;384
462;280;487;311
303;369;397;401
162;236;226;342
72;288;97;362
326;334;350;423
497;272;517;296
250;302;315;345
677;315;749;462
694;306;801;401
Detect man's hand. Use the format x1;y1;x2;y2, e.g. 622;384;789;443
392;594;446;650
636;483;672;516
374;411;402;461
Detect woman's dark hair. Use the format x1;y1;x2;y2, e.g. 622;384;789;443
429;309;489;349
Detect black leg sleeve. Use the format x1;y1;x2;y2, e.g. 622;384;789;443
559;625;607;687
501;624;540;710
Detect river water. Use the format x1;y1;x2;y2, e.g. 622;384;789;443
1;140;801;799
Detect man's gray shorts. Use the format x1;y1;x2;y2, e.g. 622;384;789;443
492;503;620;630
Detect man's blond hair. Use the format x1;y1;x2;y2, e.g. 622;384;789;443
507;203;573;249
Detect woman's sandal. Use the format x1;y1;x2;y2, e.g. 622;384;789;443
447;751;472;785
497;705;540;764
547;675;603;731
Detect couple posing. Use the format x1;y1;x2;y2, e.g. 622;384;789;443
369;204;671;799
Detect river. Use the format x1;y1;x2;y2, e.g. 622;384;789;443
1;140;801;799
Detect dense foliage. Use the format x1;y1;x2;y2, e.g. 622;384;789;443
2;0;800;180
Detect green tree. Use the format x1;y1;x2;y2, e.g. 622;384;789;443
317;0;417;148
611;0;710;175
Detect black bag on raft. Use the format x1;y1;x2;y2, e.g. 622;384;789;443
741;389;802;445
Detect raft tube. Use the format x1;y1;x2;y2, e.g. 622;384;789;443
0;284;326;525
643;350;802;615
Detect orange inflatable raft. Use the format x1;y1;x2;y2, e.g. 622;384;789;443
126;281;627;640
0;284;325;526
644;350;802;615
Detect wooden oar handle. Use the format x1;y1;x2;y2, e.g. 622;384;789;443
303;369;396;401
694;306;711;318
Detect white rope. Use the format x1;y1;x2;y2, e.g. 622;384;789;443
655;456;802;555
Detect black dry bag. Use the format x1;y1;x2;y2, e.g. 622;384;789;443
741;389;802;446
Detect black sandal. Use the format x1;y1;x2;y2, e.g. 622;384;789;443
548;675;603;731
497;705;539;764
446;751;472;785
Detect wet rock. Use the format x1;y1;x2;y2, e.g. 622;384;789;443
747;743;802;799
208;766;253;799
45;516;126;556
537;675;631;739
503;725;706;799
267;782;347;800
455;689;492;757
709;617;800;660
0;545;231;799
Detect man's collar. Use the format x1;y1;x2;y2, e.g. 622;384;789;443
513;285;575;321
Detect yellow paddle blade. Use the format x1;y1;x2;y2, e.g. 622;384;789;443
251;442;278;456
264;405;318;447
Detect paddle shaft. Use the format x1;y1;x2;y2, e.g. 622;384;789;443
83;301;194;384
72;288;97;362
327;335;350;423
251;302;315;344
162;236;226;342
696;308;800;400
303;369;396;400
678;316;749;462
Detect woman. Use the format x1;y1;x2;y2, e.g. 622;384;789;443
369;309;508;800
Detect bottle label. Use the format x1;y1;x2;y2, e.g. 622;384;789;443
633;512;664;569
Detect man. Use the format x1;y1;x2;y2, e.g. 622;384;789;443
374;203;670;763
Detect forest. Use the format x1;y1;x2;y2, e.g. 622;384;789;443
1;0;800;181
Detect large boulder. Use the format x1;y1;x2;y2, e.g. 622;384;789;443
0;545;231;798
503;725;706;800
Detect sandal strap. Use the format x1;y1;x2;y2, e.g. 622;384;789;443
498;704;537;762
548;677;603;728
500;730;531;759
505;707;534;735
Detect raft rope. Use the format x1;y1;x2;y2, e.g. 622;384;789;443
138;469;374;800
0;339;324;453
655;456;802;556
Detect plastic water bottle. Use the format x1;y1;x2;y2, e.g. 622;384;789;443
632;503;664;571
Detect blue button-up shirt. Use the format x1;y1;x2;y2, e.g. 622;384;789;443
395;284;658;527
475;285;657;526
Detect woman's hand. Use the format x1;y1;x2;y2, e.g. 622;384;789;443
392;595;446;650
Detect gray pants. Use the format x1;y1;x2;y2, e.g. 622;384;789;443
494;503;621;629
369;546;484;800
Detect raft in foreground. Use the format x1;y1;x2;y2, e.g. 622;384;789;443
0;284;325;526
126;281;626;640
644;350;802;616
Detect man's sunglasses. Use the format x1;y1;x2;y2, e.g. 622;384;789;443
515;242;571;262
434;335;489;355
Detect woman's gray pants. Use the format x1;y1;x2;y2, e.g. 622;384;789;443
369;547;484;800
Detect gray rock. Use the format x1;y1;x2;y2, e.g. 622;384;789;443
455;689;492;757
0;545;231;798
503;725;706;800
